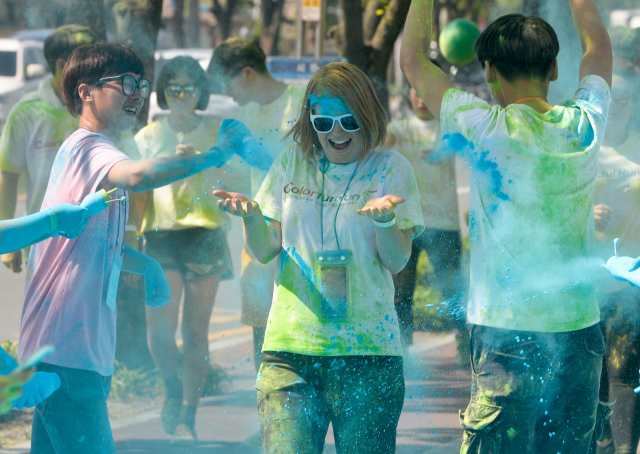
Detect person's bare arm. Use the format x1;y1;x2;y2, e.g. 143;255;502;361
213;190;282;264
0;171;22;272
104;148;227;193
400;0;454;118
569;0;612;87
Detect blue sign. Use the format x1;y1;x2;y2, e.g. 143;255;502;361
266;57;346;80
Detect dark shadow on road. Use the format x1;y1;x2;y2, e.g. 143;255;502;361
115;439;263;454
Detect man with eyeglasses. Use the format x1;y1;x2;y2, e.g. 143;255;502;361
0;26;144;275
19;42;246;454
208;38;306;372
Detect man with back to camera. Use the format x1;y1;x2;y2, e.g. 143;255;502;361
402;0;612;452
20;41;250;453
0;25;141;274
208;38;306;372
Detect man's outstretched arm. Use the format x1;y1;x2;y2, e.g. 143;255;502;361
569;0;612;87
400;0;454;118
104;147;228;193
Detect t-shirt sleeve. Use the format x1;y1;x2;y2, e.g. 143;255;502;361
564;75;611;150
0;107;29;174
383;153;425;238
254;145;292;223
440;87;493;146
78;135;131;194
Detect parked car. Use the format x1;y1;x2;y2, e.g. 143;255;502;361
0;34;51;131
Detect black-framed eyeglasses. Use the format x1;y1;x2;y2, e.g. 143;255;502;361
92;75;150;99
310;114;360;133
165;84;198;98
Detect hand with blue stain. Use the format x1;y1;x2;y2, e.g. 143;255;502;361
80;188;126;216
604;238;640;289
209;119;274;170
0;203;90;254
11;371;61;410
121;244;171;307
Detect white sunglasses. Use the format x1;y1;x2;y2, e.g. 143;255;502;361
310;114;360;133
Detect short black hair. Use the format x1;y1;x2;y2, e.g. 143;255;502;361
475;13;559;82
156;56;209;111
207;37;268;82
43;25;98;74
62;42;144;116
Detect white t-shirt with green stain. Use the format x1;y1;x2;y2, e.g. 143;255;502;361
440;75;610;332
387;115;459;231
0;77;78;216
255;145;424;356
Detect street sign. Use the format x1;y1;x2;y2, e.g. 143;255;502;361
301;0;321;21
266;57;346;82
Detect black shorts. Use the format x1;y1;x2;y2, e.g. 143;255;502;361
143;227;233;281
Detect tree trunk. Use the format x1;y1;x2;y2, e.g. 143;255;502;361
64;0;107;40
335;0;411;113
211;0;240;45
173;0;185;48
187;0;200;47
260;0;286;56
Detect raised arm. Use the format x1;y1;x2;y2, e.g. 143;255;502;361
569;0;612;87
400;0;454;118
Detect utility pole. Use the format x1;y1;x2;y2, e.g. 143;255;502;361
296;0;325;59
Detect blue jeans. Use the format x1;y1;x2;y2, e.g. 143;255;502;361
31;363;114;454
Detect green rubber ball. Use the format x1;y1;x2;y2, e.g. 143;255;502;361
439;18;481;66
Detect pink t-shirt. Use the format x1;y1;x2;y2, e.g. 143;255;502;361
19;128;130;376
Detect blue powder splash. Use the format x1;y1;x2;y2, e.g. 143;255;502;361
438;133;510;201
309;94;352;116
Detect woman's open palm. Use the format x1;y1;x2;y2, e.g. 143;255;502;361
357;195;405;222
214;190;260;217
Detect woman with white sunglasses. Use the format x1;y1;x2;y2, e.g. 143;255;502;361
215;62;424;453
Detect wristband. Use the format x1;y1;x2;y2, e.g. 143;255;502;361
46;209;58;232
373;216;396;228
125;225;137;232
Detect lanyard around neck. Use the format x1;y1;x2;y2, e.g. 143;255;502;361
320;156;359;251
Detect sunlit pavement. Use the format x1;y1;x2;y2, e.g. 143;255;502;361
110;331;468;454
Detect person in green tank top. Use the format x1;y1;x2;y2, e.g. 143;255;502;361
134;56;235;447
